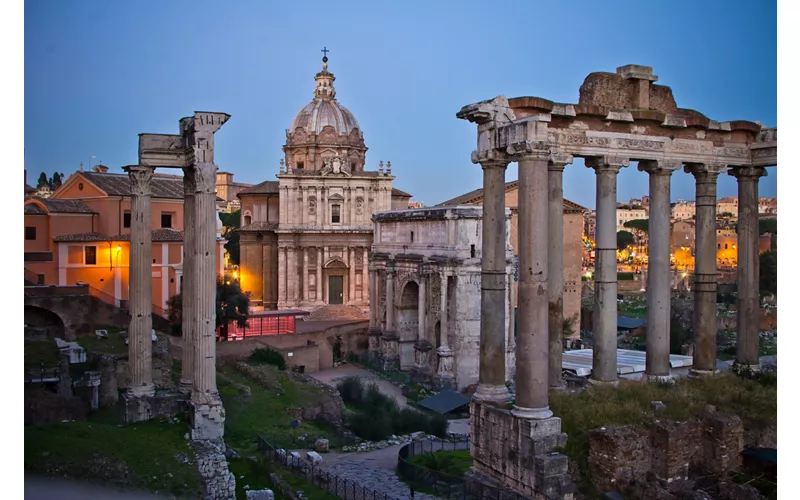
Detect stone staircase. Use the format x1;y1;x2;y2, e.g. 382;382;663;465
303;304;369;322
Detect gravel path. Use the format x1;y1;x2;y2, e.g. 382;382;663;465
25;475;169;499
326;462;439;500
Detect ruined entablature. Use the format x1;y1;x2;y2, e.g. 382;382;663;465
457;65;777;168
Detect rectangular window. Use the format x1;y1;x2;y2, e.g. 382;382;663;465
410;231;414;243
331;204;341;224
296;161;304;170
25;226;36;240
161;213;173;228
85;246;97;265
123;212;131;228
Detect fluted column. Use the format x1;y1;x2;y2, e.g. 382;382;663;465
278;247;286;306
730;166;767;370
191;162;220;404
586;156;630;384
418;266;427;341
302;247;309;303
548;153;572;391
316;247;323;303
349;247;356;303
639;160;679;382
474;156;511;405
287;248;296;304
180;167;196;394
124;165;155;398
385;265;396;332
369;265;379;328
439;271;448;347
362;247;369;302
511;146;551;419
686;164;723;376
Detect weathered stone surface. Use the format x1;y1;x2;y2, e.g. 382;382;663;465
246;489;275;500
305;451;323;465
314;438;329;452
192;438;236;500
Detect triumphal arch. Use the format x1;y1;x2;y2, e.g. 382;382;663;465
457;65;777;498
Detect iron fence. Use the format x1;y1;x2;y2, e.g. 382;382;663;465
258;434;399;500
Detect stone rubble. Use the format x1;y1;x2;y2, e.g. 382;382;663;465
192;439;236;500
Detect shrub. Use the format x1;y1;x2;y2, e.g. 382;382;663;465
426;413;449;439
336;376;365;405
248;347;286;370
617;272;634;281
347;411;393;441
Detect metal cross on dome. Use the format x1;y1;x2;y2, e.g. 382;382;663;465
321;46;329;58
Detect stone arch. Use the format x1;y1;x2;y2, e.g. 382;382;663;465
24;305;66;339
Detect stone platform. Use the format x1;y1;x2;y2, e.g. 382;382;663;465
562;349;693;379
121;392;187;424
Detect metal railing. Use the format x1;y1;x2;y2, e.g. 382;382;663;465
397;439;528;500
257;434;396;500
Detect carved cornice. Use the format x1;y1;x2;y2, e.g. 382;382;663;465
124;166;154;196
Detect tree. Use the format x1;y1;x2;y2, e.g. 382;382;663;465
759;218;777;236
623;219;649;233
36;172;48;189
759;250;777;296
219;209;241;266
617;230;636;250
166;277;249;336
51;172;62;189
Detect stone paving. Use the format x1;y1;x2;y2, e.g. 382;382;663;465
326;461;439;500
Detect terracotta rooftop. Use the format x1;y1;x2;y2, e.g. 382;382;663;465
25;184;37;194
26;197;96;214
238;181;280;195
436;181;588;213
80;172;186;199
392;187;412;198
113;228;184;242
53;232;111;242
238;221;280;232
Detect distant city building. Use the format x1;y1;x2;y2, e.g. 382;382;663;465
215;172;253;213
671;200;696;221
758;197;777;216
407;200;424;209
616;207;648;232
584;210;596;240
717;197;739;219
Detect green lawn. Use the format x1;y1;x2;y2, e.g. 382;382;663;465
407;449;472;477
24;340;61;364
550;372;777;492
24;407;200;498
76;326;129;355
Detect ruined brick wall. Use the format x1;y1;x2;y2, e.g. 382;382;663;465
588;412;744;493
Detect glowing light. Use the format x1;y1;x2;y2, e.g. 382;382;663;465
233;271;239;280
116;245;122;252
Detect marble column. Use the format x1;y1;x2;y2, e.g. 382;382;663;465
512;149;551;419
586;156;629;384
438;271;449;348
349;248;356;303
124;165;155;398
362;247;369;302
287;248;296;304
548;154;572;391
278;247;286;306
686;164;722;376
730;166;767;370
316;247;323;303
191;162;221;406
437;270;454;386
302;247;309;303
639;161;678;381
418;266;427;341
474;156;511;405
180;167;196;394
369;266;379;329
385;266;396;332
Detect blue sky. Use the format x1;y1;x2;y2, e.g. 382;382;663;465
24;0;776;209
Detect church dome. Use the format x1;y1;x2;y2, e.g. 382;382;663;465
288;55;361;137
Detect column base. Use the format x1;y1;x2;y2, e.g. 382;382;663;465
588;377;619;388
190;396;226;441
127;383;155;398
511;405;554;420
121;391;188;424
179;379;193;395
646;374;675;384
473;383;511;406
688;368;719;378
731;362;761;375
548;382;568;392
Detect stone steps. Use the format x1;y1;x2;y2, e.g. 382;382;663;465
303;305;369;322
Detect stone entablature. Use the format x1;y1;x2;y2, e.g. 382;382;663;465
369;206;515;390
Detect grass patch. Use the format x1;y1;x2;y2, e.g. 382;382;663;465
550;372;777;490
219;363;344;456
24;407;200;498
25;340;61;364
408;450;472;477
76;326;129;355
276;470;339;500
228;457;274;499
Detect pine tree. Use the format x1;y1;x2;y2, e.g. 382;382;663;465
52;172;62;189
36;172;48;189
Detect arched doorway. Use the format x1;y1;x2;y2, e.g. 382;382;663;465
24;306;65;339
397;281;419;370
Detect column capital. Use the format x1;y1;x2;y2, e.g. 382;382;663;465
548;152;574;171
192;162;218;194
471;150;511;168
637;159;681;175
386;264;397;277
506;140;551;161
124;165;155;196
585;155;630;172
684;162;726;179
728;165;767;180
182;166;197;195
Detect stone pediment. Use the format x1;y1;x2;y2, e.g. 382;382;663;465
324;258;348;269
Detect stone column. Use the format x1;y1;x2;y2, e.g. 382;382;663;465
385;265;396;332
381;264;399;370
369;265;379;329
278;247;286;306
512;147;551;419
302;247;309;303
362;247;369;302
287;248;296;304
639;160;679;382
730;166;767;370
437;270;454;387
473;156;511;405
349;247;356;303
586;156;629;384
548;154;572;391
316;247;323;303
124;165;155;398
180;167;196;394
686;164;723;376
418;266;427;341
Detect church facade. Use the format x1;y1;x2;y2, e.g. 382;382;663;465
238;55;411;311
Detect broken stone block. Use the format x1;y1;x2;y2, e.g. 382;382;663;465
652;401;667;412
246;490;275;500
95;329;108;339
314;438;329;452
306;451;323;465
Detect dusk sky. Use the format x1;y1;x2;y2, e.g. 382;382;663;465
24;0;777;209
